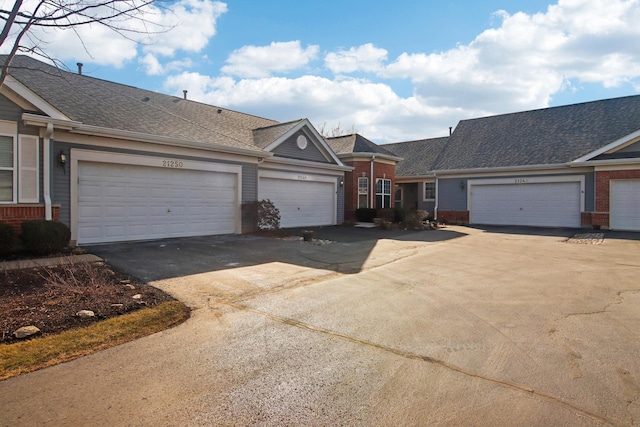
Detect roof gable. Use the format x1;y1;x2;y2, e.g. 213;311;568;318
258;119;343;165
326;133;398;157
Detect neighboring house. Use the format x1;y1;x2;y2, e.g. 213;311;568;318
383;137;448;218
386;95;640;231
0;55;350;245
325;133;402;221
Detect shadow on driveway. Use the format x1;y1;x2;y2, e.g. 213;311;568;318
86;225;466;283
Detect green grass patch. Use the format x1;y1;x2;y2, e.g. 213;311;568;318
0;301;190;381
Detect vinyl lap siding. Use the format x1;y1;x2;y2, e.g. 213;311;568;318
273;131;331;163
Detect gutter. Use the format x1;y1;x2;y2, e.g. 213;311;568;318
262;155;353;172
568;158;640;167
22;113;272;159
370;155;375;208
43;123;53;220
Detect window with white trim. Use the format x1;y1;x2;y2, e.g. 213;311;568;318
0;134;15;202
0;120;39;204
424;181;436;201
376;178;391;208
357;177;368;208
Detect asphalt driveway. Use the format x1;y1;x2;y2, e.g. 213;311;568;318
1;226;639;426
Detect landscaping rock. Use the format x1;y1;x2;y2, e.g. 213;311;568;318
119;279;131;284
13;325;41;339
124;284;136;290
76;310;95;318
132;294;142;300
111;304;124;308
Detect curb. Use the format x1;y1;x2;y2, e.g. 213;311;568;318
0;254;103;271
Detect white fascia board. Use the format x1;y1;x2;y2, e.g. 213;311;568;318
570;158;640;168
5;76;70;120
263;119;345;166
432;163;571;176
262;156;353;174
571;129;640;163
22;113;271;159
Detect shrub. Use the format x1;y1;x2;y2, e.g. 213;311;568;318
20;220;71;255
355;208;377;222
0;222;14;254
257;199;280;230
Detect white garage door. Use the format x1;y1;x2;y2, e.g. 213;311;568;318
259;177;335;228
610;180;640;231
470;181;581;228
78;162;237;244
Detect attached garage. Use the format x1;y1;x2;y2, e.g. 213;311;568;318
469;177;583;228
610;180;640;231
72;151;241;244
259;170;336;228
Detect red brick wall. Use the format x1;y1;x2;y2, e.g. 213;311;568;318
436;210;469;224
0;205;61;235
591;169;640;228
344;160;396;221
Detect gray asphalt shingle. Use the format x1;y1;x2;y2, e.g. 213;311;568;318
4;55;278;152
384;137;448;177
325;134;397;156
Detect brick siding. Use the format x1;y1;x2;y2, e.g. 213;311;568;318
0;204;61;235
437;210;470;224
344;160;396;221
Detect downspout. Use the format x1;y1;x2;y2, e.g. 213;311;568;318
370;155;375;209
434;178;439;221
43;123;53;221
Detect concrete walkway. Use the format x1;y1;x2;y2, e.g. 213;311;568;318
1;226;639;426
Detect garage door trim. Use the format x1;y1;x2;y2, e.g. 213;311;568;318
70;149;243;243
258;168;337;226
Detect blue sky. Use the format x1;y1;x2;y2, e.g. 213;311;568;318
5;0;640;143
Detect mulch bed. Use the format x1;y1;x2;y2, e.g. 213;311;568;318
1;261;176;344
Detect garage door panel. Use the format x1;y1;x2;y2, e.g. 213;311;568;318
471;181;581;228
259;177;334;228
78;162;237;244
611;180;640;231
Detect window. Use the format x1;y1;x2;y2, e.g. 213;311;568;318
357;177;368;208
0;134;14;202
424;181;436;200
376;178;391;208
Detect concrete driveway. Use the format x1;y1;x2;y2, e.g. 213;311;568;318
1;226;639;426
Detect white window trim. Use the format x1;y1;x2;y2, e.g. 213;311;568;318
423;181;436;201
376;178;392;209
358;177;368;209
0;120;18;203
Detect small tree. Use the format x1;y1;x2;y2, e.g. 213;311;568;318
0;0;169;88
257;199;280;230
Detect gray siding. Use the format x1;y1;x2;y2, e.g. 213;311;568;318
619;141;640;153
272;130;331;163
51;141;259;229
242;164;257;203
438;178;468;210
0;95;22;122
584;172;595;212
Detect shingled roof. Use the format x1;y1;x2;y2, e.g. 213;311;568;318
325;133;398;157
3;55;278;152
432;95;640;171
384;137;448;177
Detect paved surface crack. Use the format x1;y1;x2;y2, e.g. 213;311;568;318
231;303;624;427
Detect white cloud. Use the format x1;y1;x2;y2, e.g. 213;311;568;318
1;0;227;69
324;43;388;74
381;0;640;114
221;41;319;78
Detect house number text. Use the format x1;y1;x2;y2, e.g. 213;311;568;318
297;175;308;180
515;178;528;184
163;160;184;168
